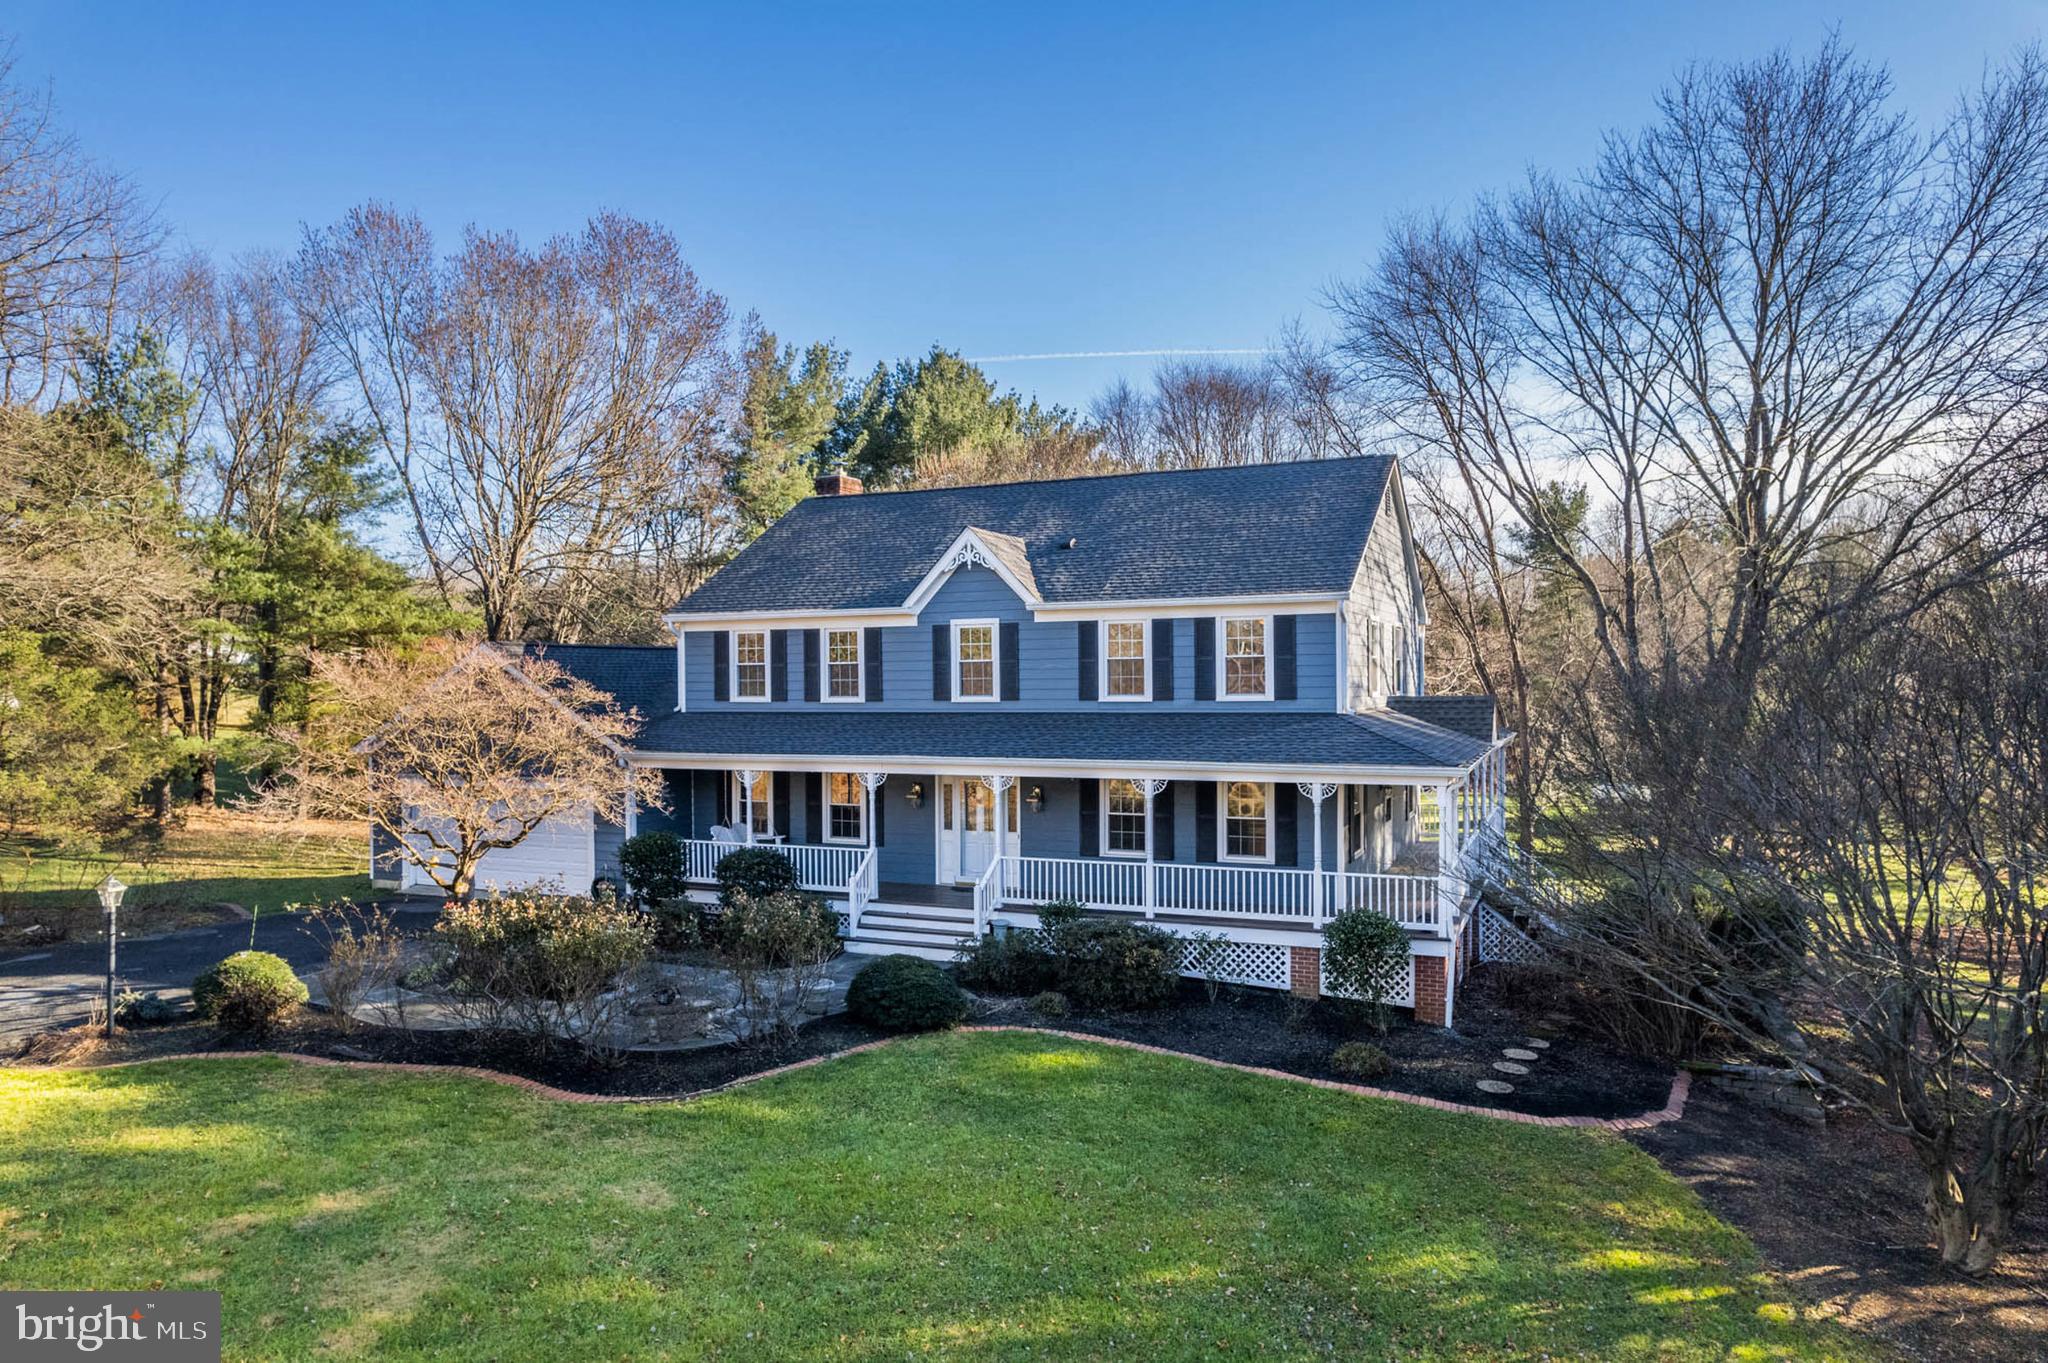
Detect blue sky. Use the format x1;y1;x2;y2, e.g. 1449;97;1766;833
10;2;2042;411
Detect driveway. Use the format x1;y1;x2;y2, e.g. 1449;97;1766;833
0;902;445;1045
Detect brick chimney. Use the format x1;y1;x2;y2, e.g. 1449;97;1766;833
813;471;864;497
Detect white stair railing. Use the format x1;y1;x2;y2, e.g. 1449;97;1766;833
846;846;878;934
971;857;1002;937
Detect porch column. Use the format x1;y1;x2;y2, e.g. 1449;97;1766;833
858;771;889;851
1433;778;1460;938
1297;782;1338;925
979;774;1015;894
1132;778;1168;918
737;768;758;844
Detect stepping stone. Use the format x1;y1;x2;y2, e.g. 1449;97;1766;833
1492;1061;1530;1075
1475;1079;1515;1095
1524;1038;1551;1049
1502;1047;1540;1061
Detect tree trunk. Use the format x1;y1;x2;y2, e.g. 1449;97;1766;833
1928;1170;2012;1275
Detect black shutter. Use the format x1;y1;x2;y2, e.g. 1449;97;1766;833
1079;779;1100;857
773;772;792;839
1193;618;1216;701
1152;618;1174;701
1154;780;1175;859
1000;622;1020;701
717;769;733;826
771;630;791;702
1077;621;1098;701
1273;782;1298;867
803;630;820;703
1274;614;1297;701
932;625;950;701
1194;782;1217;861
864;627;884;702
712;632;730;702
805;773;822;844
874;781;887;846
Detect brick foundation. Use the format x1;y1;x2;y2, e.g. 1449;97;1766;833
1414;953;1449;1026
1288;946;1321;998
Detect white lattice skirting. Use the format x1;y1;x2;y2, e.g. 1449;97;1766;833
1479;906;1547;965
1321;953;1416;1009
1178;940;1291;991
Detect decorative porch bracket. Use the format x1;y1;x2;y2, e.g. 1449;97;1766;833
1296;782;1339;924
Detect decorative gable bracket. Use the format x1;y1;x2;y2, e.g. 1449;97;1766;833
900;526;1043;614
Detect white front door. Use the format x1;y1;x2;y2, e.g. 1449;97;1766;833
957;780;998;881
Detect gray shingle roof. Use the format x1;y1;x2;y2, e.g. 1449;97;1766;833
510;644;675;724
673;456;1396;614
626;708;1486;773
1387;694;1498;743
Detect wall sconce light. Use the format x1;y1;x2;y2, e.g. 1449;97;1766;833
1026;785;1044;813
907;782;924;808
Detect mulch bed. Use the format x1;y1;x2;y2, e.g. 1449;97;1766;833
981;973;1675;1120
14;1012;892;1098
1628;1086;2048;1363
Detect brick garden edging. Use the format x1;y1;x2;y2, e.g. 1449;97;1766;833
76;1025;1690;1131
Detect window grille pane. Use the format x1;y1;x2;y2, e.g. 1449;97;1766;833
1222;619;1266;696
736;632;768;698
957;625;995;697
1104;778;1147;853
827;629;862;698
1224;781;1268;858
1106;622;1147;697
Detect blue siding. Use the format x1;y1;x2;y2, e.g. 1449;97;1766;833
875;774;937;883
682;568;1337;715
594;815;626;882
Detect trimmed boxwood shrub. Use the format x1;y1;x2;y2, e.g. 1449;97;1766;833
846;955;969;1033
1027;990;1070;1019
714;847;801;906
1046;919;1179;1012
192;950;308;1034
618;831;687;907
953;931;1055;994
1330;1040;1394;1081
1322;906;1412;1031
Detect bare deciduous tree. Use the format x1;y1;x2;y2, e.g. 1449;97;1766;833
267;641;666;898
303;207;736;641
0;48;157;404
1333;44;2048;757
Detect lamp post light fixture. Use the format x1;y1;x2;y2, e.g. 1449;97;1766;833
96;874;127;1036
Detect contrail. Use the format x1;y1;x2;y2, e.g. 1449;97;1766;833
966;347;1275;363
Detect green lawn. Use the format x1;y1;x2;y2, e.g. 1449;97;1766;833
0;815;368;942
0;1032;1867;1361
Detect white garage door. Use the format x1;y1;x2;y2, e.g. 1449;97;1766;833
401;806;596;896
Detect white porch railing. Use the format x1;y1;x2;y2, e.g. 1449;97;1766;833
680;839;869;897
988;855;1450;932
846;846;879;933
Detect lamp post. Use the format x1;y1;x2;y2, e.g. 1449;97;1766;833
96;874;126;1036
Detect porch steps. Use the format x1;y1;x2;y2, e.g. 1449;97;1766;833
842;903;977;963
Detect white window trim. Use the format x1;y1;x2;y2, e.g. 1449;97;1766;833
951;617;1001;703
822;627;864;703
823;773;866;844
1215;614;1274;702
1217;779;1276;864
1099;619;1152;702
1099;778;1150;859
731;629;771;704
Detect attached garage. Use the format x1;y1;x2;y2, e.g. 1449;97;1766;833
400;806;597;896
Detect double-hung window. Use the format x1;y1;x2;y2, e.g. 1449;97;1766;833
1221;780;1272;862
1103;621;1149;700
733;630;769;701
825;772;865;843
734;770;774;838
1220;616;1270;699
825;628;862;701
1102;779;1149;856
953;620;998;701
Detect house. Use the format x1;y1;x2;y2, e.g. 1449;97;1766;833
376;456;1510;1026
